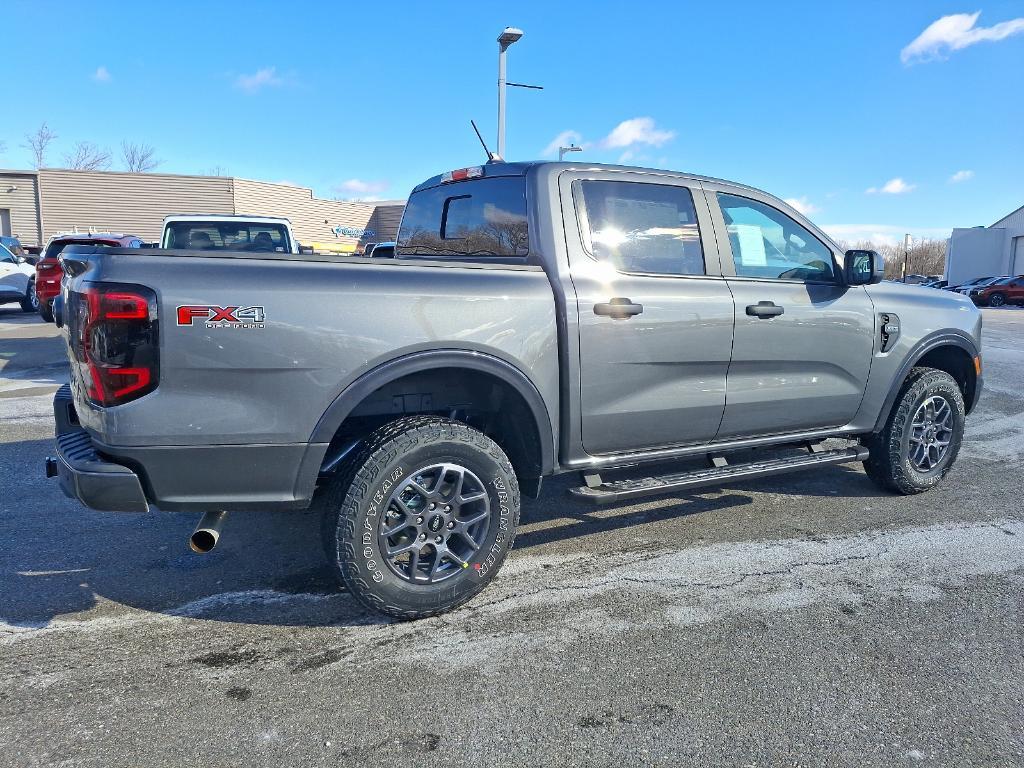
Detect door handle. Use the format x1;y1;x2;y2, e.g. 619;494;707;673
594;297;644;319
745;301;784;319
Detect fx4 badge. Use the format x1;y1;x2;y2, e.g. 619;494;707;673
176;305;266;329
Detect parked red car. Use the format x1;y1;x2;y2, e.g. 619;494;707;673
968;275;1024;307
35;233;144;321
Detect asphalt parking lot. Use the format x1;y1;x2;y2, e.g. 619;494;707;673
2;306;1022;767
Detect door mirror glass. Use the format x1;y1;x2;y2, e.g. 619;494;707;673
845;249;884;285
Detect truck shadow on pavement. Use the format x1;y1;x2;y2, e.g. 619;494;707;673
2;434;890;631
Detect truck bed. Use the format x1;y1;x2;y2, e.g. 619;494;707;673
58;245;559;510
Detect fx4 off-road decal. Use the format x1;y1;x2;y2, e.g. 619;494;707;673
176;305;266;329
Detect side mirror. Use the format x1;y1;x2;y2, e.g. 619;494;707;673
845;249;884;285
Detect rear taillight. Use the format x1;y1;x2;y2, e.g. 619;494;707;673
70;282;159;407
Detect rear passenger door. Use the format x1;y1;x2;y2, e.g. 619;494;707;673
705;186;875;438
561;171;734;455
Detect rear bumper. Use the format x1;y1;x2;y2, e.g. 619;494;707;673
48;385;326;513
50;386;149;512
36;280;60;302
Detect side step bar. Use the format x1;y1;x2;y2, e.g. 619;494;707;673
569;445;869;504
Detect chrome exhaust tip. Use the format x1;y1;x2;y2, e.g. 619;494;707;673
189;511;228;554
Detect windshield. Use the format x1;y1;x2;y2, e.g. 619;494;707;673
397;176;528;259
0;243;16;263
163;222;290;252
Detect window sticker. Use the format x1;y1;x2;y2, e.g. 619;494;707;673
729;224;767;266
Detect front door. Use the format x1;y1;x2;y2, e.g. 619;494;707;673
707;188;875;439
563;172;734;455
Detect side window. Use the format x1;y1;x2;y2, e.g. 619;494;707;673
578;180;705;276
717;193;835;282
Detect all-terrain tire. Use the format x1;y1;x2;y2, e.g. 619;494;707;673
862;367;966;495
321;416;520;620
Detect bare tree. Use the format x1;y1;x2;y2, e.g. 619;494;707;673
62;141;112;171
22;122;58;168
205;165;228;177
839;238;947;281
121;141;160;173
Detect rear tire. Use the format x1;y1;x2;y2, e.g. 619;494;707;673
38;299;54;323
321;416;520;620
20;281;38;313
862;367;965;494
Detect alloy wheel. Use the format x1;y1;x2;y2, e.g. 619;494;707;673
378;463;491;584
908;395;954;471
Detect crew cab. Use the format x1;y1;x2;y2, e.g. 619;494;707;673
46;161;983;619
35;233;145;322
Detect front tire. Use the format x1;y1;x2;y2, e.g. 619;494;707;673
988;292;1006;307
862;367;966;494
322;416;520;619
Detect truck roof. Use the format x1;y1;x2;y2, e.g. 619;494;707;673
411;161;773;201
162;214;293;225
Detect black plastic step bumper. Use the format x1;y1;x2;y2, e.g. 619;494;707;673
47;385;149;513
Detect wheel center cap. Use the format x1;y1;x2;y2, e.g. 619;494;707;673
427;514;445;532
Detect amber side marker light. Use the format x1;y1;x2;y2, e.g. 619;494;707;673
974;356;982;376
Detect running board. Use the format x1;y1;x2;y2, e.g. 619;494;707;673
569;445;869;504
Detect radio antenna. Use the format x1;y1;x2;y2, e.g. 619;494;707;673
471;120;501;163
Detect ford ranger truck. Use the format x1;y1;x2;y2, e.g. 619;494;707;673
46;161;983;620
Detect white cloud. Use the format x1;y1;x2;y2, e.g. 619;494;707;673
540;118;674;162
783;197;820;216
949;169;974;183
901;11;1024;63
541;130;583;157
599;117;675;149
93;66;111;83
866;178;915;195
334;178;390;197
235;66;284;93
821;224;951;247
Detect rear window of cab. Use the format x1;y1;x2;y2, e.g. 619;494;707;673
397;176;528;260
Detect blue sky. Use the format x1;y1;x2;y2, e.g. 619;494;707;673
3;0;1023;245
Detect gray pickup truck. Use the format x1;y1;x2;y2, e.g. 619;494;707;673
47;161;983;619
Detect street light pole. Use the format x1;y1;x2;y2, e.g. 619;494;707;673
496;27;523;160
902;233;911;282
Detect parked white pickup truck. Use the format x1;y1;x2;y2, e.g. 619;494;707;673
159;214;298;254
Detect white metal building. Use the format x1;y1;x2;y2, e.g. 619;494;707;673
945;204;1024;285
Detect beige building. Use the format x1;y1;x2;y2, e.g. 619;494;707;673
0;168;405;251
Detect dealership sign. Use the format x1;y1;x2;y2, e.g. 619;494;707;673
332;225;375;239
